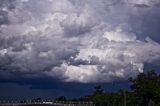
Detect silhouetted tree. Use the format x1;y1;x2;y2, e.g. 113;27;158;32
129;70;160;106
54;96;67;101
94;85;104;94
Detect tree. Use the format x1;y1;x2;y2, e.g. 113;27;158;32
90;85;107;106
129;70;160;106
94;85;104;94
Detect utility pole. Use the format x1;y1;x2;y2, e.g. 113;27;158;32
123;90;126;106
112;82;127;106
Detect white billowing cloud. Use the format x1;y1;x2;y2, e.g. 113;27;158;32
65;64;99;83
21;0;29;3
125;0;150;5
63;28;160;82
0;0;160;83
103;27;136;42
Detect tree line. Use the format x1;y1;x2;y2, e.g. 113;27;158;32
29;70;160;106
81;70;160;106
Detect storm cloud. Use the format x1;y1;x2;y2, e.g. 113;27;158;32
0;0;160;83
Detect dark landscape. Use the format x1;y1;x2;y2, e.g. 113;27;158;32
0;0;160;106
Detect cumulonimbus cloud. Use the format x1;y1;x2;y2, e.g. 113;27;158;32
0;0;160;83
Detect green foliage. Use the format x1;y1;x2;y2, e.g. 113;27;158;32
87;70;160;106
89;85;126;106
52;70;160;106
130;70;160;106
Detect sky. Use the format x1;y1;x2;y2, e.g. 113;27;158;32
0;0;160;100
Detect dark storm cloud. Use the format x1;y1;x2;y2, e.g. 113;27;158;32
129;4;160;42
0;77;96;99
0;0;160;83
0;0;16;25
0;77;130;98
134;4;150;8
154;2;160;7
0;11;9;25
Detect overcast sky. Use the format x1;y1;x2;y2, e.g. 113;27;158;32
0;0;160;100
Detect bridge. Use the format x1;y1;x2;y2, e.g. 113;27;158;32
0;100;95;106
